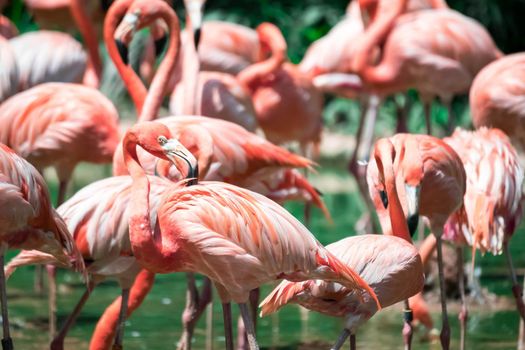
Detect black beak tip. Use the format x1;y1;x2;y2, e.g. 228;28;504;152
115;39;129;65
407;214;419;237
154;35;168;57
193;28;202;50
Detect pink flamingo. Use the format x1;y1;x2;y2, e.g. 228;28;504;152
367;134;466;350
7;175;171;350
0;15;17;39
0;142;85;350
470;53;525;153
260;234;424;350
121;120;379;350
0;37;18;103
442;127;524;349
237;22;324;155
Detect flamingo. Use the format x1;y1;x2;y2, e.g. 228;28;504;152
348;8;501;135
441;127;524;349
121;120;379;350
0;142;85;350
237;22;324;155
0;14;17;39
367;134;466;350
0;37;18;103
6;175;171;350
470;53;525;153
260;234;424;350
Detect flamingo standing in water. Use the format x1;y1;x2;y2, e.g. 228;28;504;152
470;53;525;153
260;234;424;350
121;120;379;350
0;142;85;350
367;134;466;350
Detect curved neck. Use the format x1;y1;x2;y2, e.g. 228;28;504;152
71;0;102;88
376;147;412;242
123;133;165;270
104;0;148;115
180;31;200;115
237;24;287;92
139;5;181;122
354;0;407;73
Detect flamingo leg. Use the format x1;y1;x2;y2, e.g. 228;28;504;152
395;93;412;133
238;303;259;350
50;287;92;350
178;274;212;350
112;288;130;350
237;288;260;350
330;328;350;350
443;99;455;134
34;265;45;294
0;253;13;350
222;303;234;350
518;276;525;350
503;242;525;322
350;333;356;350
423;102;432;136
402;299;413;350
457;247;468;350
205;296;213;350
56;179;69;207
436;235;450;350
47;265;57;340
349;95;381;235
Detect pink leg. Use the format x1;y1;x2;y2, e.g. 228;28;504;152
402;299;413;350
238;303;259;350
518;276;525;350
457;247;468;350
237;288;259;350
50;287;92;350
34;265;44;294
47;265;57;340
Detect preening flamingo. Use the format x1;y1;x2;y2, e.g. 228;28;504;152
260;234;424;350
0;83;120;206
0;142;85;349
367;134;466;350
7;175;171;350
122;121;378;350
237;22;324;154
442;127;524;349
470;53;525;153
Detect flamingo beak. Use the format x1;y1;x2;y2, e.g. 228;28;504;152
114;11;139;64
186;0;203;49
161;139;199;185
405;184;420;237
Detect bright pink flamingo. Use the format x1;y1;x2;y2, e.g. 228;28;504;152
367;134;466;350
0;142;85;349
121;120;379;350
237;22;324;155
442;127;524;349
260;234;424;350
470;53;525;152
7;175;171;350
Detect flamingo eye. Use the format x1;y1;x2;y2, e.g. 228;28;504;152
379;190;388;209
157;135;168;145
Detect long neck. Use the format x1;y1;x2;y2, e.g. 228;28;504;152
237;28;286;93
139;8;181;121
419;234;437;267
354;0;407;73
71;0;102;88
378;150;412;242
180;27;200;115
124;135;165;270
104;0;148;115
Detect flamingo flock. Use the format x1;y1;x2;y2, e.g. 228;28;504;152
0;0;524;349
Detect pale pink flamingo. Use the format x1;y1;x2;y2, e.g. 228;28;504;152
237;22;324;155
0;37;18;103
367;134;466;350
7;175;170;350
0;142;85;349
121;120;379;350
442;127;524;349
260;234;424;350
470;53;525;153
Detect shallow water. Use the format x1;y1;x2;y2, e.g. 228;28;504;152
6;166;525;349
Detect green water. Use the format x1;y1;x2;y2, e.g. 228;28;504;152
5;166;525;349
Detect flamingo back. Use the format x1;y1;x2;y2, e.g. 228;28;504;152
0;37;18;103
0;83;120;172
443;128;523;254
259;235;423;332
9;31;87;89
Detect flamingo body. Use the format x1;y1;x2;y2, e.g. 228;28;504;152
0;37;18;103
